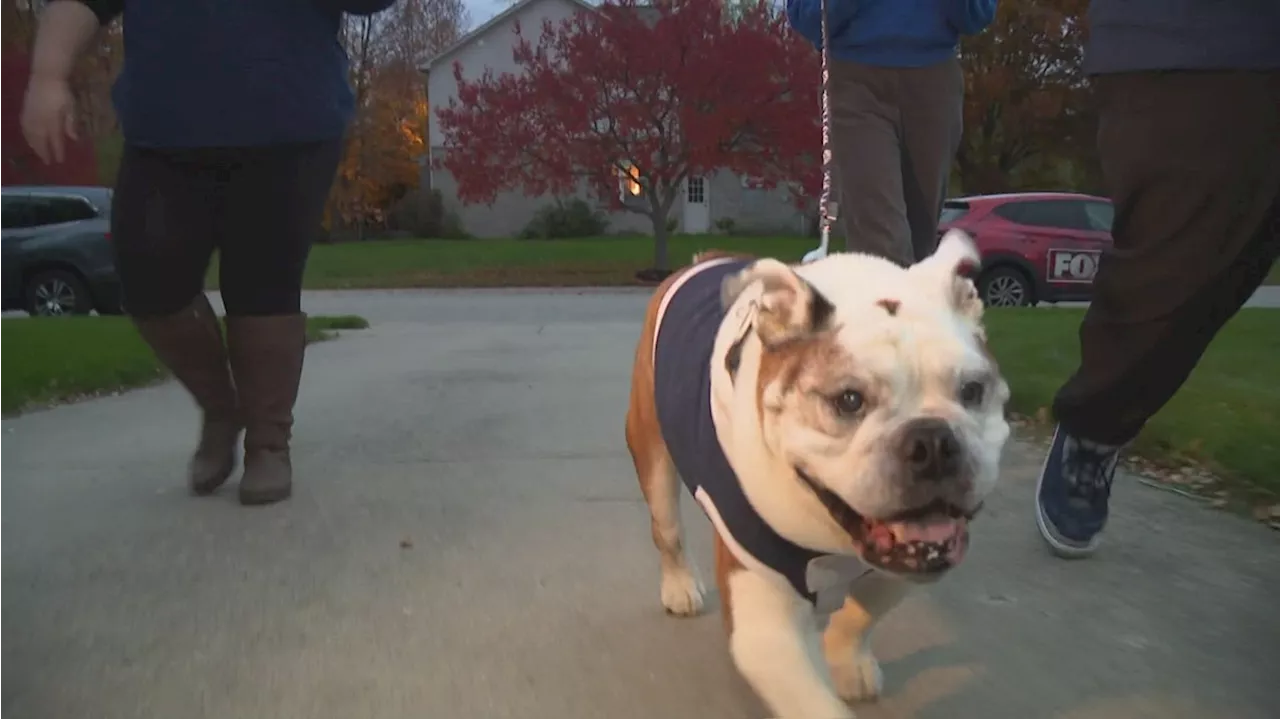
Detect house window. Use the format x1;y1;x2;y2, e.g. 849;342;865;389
618;161;643;199
687;176;706;204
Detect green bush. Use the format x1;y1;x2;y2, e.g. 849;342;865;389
386;188;470;239
520;198;609;239
95;133;124;187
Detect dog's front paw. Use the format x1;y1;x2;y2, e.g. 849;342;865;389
660;568;705;617
830;650;883;703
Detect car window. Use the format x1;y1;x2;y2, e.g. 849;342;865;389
1083;201;1114;232
992;199;1093;232
939;201;969;224
4;193;98;226
2;196;35;229
24;196;99;226
991;202;1032;225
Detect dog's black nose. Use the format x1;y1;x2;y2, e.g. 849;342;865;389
899;418;962;481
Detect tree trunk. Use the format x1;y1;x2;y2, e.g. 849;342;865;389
648;182;684;271
650;212;670;271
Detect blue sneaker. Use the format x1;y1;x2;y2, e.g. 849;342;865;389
1035;425;1123;558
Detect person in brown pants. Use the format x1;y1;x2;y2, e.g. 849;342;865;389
1035;1;1280;558
21;0;393;505
786;0;997;265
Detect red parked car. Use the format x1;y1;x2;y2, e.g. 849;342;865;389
937;191;1114;307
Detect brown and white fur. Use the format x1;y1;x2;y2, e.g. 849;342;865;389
624;232;1010;718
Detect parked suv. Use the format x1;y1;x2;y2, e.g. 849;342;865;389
2;185;122;316
937;191;1114;307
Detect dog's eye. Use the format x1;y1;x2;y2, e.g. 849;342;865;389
959;381;985;407
831;389;865;417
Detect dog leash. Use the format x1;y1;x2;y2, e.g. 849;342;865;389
802;0;836;264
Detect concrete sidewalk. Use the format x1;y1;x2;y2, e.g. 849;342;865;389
3;295;1278;719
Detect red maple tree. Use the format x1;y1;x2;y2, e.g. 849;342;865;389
434;0;820;269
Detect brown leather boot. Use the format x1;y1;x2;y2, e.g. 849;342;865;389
226;314;307;506
132;294;242;495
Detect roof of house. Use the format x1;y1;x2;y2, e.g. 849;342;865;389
419;0;598;74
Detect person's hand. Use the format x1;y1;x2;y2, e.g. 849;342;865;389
21;75;79;165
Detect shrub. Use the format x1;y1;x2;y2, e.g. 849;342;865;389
386;188;445;236
380;188;467;239
714;217;736;235
438;209;470;239
520;198;608;239
95;133;124;187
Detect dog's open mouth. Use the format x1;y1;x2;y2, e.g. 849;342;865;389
797;470;980;576
859;499;973;575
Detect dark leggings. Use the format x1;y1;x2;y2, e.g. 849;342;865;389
110;140;343;318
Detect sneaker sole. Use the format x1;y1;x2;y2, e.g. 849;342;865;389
1034;427;1102;560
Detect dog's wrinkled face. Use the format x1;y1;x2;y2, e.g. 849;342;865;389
722;231;1010;578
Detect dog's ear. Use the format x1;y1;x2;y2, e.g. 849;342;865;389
914;229;985;324
920;229;982;281
722;258;835;347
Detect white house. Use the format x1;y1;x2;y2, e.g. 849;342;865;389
420;0;808;238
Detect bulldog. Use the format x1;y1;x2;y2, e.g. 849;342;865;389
623;231;1011;718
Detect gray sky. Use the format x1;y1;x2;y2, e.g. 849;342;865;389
462;0;508;29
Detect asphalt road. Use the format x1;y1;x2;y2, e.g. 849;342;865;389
3;291;1279;719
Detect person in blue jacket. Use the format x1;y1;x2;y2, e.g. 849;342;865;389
786;0;997;266
21;0;396;506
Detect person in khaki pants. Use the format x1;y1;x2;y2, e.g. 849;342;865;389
786;0;997;266
21;0;393;505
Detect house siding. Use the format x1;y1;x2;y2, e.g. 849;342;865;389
425;0;807;239
703;171;808;236
427;0;588;149
430;145;652;238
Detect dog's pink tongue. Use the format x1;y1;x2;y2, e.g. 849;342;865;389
889;516;966;544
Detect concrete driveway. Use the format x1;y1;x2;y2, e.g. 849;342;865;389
2;284;1279;320
277;286;1280;323
3;291;1279;719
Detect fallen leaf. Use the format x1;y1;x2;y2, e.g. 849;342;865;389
399;538;413;549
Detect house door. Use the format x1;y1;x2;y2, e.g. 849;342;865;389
682;176;710;234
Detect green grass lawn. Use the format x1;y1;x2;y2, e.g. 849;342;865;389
207;236;1278;290
985;307;1279;497
1;314;369;415
207;235;816;290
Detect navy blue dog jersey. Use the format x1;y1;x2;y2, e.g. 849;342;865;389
651;258;851;605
